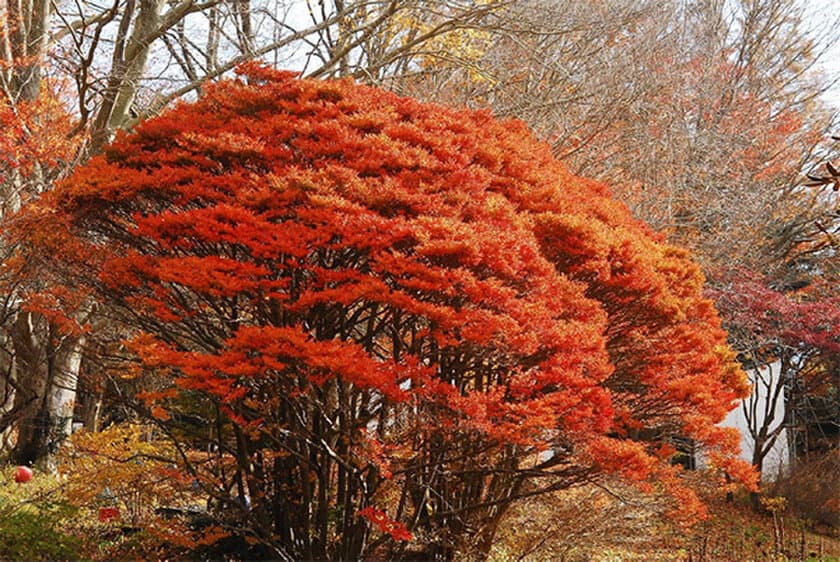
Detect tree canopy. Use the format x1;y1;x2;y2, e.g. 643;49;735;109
18;63;752;559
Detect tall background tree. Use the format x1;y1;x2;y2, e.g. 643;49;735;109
398;0;840;480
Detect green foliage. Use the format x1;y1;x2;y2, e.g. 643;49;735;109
0;508;82;561
0;472;82;561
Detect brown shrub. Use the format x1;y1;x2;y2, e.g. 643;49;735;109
770;449;840;530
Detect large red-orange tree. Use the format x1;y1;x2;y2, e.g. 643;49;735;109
0;0;512;466
19;64;752;560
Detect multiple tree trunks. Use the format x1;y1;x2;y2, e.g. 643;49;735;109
0;0;513;468
15;67;752;558
0;0;836;557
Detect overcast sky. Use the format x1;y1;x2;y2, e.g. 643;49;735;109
804;0;840;111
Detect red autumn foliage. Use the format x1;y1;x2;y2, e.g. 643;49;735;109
358;506;412;542
711;272;840;359
709;271;840;474
18;63;751;559
0;81;78;191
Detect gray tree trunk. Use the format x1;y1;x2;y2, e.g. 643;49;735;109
1;0;160;466
10;312;84;468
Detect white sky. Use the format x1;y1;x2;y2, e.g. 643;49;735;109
804;0;840;111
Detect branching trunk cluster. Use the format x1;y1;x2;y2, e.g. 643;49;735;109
79;214;587;559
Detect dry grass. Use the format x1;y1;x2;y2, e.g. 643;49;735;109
490;478;840;562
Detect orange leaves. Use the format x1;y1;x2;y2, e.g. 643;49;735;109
706;450;759;493
358;507;412;542
587;436;656;482
131;324;415;404
152;256;271;298
0;84;78;185
20;65;758;551
150;404;171;421
178;131;266;164
19;286;87;335
356;429;394;479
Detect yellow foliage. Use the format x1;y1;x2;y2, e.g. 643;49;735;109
0;468;63;516
760;495;788;514
388;3;495;83
57;423;193;525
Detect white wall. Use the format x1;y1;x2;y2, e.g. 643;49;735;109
721;360;791;481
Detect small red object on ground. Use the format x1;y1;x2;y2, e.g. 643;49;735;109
98;506;120;522
14;466;32;483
